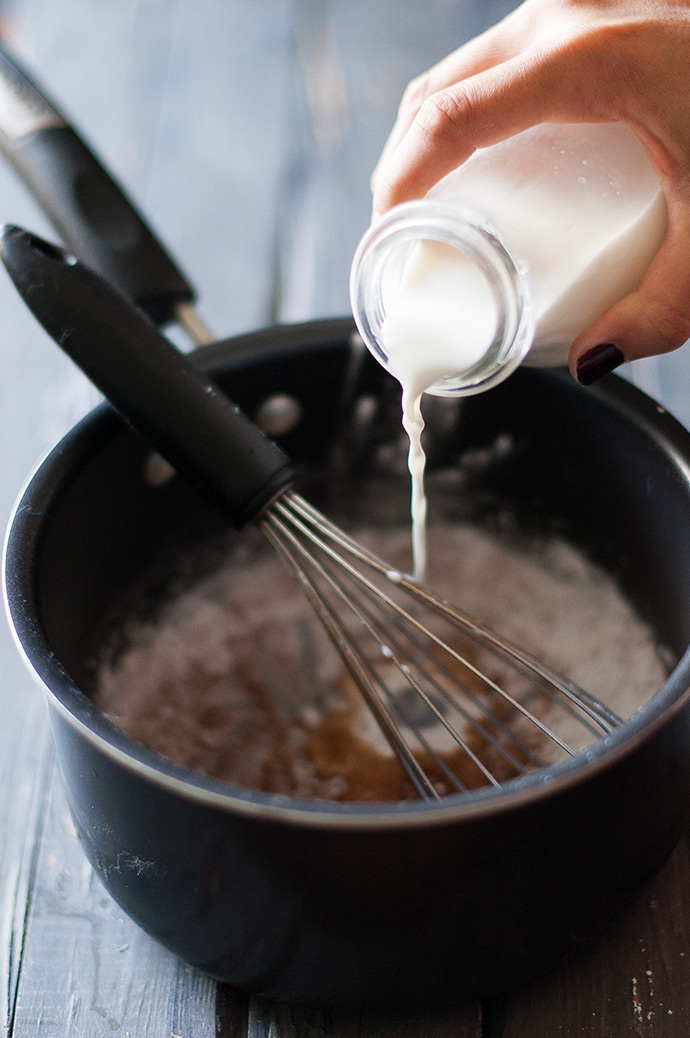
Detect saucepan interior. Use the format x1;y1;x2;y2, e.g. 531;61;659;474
6;317;690;1006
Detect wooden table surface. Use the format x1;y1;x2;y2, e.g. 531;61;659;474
0;1;690;1034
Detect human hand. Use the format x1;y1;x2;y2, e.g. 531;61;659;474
370;0;690;383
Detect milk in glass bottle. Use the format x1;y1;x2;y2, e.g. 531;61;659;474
349;122;667;580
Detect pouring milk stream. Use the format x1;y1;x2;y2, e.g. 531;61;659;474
350;122;667;582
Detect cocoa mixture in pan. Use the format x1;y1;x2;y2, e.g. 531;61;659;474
93;522;668;802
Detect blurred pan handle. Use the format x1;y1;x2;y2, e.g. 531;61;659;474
0;45;195;326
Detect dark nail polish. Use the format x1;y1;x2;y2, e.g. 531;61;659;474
576;343;625;386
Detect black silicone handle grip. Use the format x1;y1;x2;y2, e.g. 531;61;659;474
0;225;295;526
0;47;194;326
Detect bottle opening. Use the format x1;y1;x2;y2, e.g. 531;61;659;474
350;201;535;397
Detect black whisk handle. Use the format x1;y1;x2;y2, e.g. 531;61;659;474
0;225;295;527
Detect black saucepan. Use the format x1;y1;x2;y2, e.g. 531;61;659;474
3;48;690;1009
4;305;690;1006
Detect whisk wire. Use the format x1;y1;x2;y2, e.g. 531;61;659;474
286;506;544;774
261;492;622;800
376;611;539;774
408;583;621;735
266;501;516;795
278;496;602;746
262;510;440;798
267;499;512;787
291;494;619;737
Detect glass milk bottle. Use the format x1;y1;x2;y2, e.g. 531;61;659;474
350;122;667;399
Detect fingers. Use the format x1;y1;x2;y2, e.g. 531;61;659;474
371;14;530;189
369;10;617;222
372;53;570;219
569;209;690;383
369;0;599;218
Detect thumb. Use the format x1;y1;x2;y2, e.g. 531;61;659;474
570;207;690;384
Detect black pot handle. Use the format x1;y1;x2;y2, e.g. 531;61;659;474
0;46;194;326
0;225;295;527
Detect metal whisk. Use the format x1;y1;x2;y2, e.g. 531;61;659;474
262;492;621;800
1;225;621;801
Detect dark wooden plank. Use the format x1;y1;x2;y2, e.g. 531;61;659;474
0;15;104;1033
0;697;52;1035
216;984;250;1038
9;764;218;1037
244;996;481;1038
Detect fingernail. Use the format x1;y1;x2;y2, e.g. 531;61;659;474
576;343;625;386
